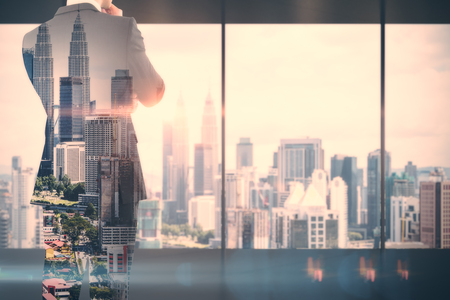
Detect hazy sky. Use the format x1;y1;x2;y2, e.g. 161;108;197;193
1;24;449;192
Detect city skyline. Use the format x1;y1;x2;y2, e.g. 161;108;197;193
2;25;450;190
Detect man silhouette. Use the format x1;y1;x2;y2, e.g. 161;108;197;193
22;0;164;299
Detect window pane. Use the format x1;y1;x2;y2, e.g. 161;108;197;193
386;25;450;249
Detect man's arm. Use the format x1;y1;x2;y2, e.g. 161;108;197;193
126;18;165;107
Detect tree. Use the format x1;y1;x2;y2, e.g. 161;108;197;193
67;208;75;213
348;232;363;241
57;183;64;196
53;222;60;233
85;227;98;245
197;230;214;244
85;203;97;219
62;215;91;244
61;174;71;188
91;264;107;276
68;285;81;300
53;209;60;215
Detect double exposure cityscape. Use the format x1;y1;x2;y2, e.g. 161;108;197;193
0;16;449;300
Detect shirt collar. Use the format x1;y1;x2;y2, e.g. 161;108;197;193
66;0;101;12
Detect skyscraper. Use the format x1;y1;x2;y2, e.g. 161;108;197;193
136;199;162;249
0;210;10;249
172;95;189;220
68;13;90;124
33;23;54;174
54;141;85;183
84;115;120;194
111;70;133;109
194;144;213;196
277;138;324;192
405;161;418;189
59;77;83;142
22;48;33;82
236;138;253;170
162;122;173;200
11;157;36;248
201;91;218;178
367;149;391;237
331;155;358;226
420;180;450;248
330;177;348;248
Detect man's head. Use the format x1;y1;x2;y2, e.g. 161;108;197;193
95;0;113;9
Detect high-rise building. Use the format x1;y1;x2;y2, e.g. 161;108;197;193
236;138;253;170
277;138;324;192
330;177;348;248
390;196;419;243
367;149;391;237
135;199;162;249
172;95;189;220
385;172;415;240
59;77;83;142
68;13;90;126
226;209;269;249
162;122;172;200
22;48;33;82
194;144;213;196
331;155;358;226
0;210;10;249
405;161;418;189
189;195;215;231
33;23;54;174
84;115;120;194
111;70;133;109
54;141;85;183
420;170;450;248
11;157;36;248
201;91;219;178
98;156;145;228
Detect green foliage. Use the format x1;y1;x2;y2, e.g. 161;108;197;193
63;182;85;201
61;174;71;188
67;208;75;213
57;183;64;196
162;223;214;244
62;215;92;244
53;209;60;215
85;226;99;246
91;264;107;276
68;285;81;300
90;286;114;300
85;203;97;220
348;231;363;241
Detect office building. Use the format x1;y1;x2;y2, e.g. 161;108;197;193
194;144;213;196
330;177;348;248
0;210;10;248
236;138;253;170
405;161;418;189
135;199;162;249
201;91;219;178
172;95;189;220
111;69;133;109
32;23;54;172
11;157;36;248
277;138;324;192
189;195;215;231
59;77;83;142
390;196;419;243
385;172;415;240
162;121;172;200
367;149;391;237
98;156;145;228
84;115;120;194
54;141;85;183
226;209;269;249
420;176;450;248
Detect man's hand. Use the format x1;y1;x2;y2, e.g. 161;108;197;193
101;4;123;16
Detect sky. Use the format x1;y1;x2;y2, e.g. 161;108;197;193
1;24;450;193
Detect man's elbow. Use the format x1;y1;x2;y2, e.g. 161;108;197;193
139;81;165;108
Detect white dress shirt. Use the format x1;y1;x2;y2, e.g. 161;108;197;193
66;0;101;12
